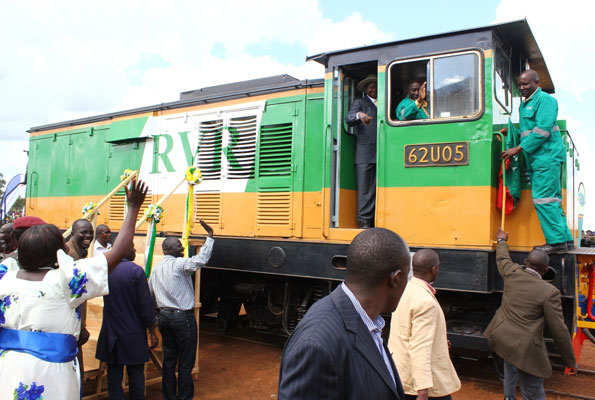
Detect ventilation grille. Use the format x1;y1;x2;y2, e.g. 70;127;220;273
259;123;293;177
257;191;291;226
194;192;221;225
226;115;257;179
197;120;223;180
108;190;152;222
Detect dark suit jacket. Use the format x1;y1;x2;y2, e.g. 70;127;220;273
278;286;404;399
345;96;377;164
484;242;575;378
95;259;155;365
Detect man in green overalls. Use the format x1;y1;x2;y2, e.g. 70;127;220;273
396;80;430;121
501;70;573;253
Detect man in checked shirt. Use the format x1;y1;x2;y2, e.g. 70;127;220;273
149;220;214;400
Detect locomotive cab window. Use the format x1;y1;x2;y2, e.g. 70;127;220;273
387;50;482;124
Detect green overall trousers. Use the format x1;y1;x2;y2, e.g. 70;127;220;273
519;88;573;244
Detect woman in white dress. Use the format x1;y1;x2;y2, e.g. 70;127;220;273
0;180;147;400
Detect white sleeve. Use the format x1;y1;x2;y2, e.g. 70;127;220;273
57;249;109;308
183;237;214;273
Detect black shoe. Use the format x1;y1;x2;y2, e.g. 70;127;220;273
357;219;373;229
533;242;568;253
566;241;576;250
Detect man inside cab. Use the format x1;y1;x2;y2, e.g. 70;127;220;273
345;74;378;229
396;80;429;121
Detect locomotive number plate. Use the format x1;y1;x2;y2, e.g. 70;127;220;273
404;141;469;167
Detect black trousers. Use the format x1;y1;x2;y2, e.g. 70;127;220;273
355;163;376;222
404;395;452;400
158;310;197;400
107;362;145;400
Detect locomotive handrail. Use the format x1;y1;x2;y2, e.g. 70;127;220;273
62;170;139;238
587;265;595;322
496;132;507;231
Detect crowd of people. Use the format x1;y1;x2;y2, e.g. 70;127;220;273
0;68;582;399
0;180;216;400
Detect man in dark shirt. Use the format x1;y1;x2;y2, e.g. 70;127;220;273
96;242;158;400
65;219;94;259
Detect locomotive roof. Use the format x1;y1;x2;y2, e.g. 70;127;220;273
307;19;554;93
29;75;323;133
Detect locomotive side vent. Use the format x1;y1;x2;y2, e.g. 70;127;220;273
259;122;292;177
197;119;223;180
108;190;152;222
257;190;291;226
194;192;221;225
227;115;257;179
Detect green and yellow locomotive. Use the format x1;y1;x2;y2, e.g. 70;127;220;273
26;20;584;352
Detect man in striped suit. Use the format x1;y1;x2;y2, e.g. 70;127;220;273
148;220;214;400
278;228;409;399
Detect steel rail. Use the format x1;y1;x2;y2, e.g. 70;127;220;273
459;375;595;400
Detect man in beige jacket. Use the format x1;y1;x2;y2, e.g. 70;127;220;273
484;229;576;400
388;249;460;400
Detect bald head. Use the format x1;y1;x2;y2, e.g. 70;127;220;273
0;223;13;234
520;69;539;83
162;237;184;257
518;69;540;98
71;219;94;250
526;249;549;274
413;248;439;275
96;224;110;235
346;228;410;289
0;223;17;253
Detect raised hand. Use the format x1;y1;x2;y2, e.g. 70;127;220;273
124;179;148;209
199;220;214;237
497;228;508;242
358;112;373;125
419;81;427;101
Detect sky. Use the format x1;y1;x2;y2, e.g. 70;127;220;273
1;0;593;227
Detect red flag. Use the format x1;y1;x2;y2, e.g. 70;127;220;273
497;159;515;214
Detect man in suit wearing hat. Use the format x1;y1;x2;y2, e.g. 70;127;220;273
346;74;378;228
484;228;576;400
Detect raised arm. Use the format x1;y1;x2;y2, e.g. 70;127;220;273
495;229;517;277
104;180;147;272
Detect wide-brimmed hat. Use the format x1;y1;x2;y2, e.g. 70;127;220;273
357;74;377;92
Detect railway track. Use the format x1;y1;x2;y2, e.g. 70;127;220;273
459;375;595;400
200;321;595;400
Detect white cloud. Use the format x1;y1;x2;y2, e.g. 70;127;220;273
0;0;392;181
495;0;595;229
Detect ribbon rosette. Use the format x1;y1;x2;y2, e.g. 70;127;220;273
82;202;99;215
185;167;203;186
144;204;164;224
120;169;134;181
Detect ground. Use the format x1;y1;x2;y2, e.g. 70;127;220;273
84;315;595;399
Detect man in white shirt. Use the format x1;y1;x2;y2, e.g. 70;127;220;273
93;224;112;255
148;220;214;400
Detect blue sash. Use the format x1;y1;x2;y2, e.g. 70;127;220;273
0;327;78;363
